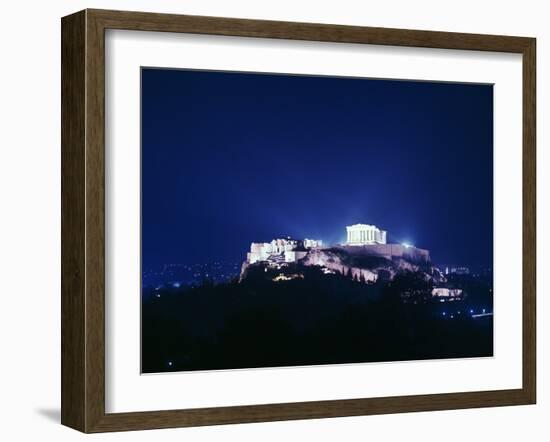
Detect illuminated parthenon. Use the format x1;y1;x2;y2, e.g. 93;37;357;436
346;224;387;245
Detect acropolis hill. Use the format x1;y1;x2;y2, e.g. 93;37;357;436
240;224;436;283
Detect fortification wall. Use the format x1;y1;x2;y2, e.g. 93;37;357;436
337;244;430;264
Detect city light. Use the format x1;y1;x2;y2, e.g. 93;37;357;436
401;242;413;248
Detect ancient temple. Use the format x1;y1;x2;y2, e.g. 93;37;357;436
346;224;387;245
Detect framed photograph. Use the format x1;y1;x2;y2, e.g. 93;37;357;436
61;9;536;433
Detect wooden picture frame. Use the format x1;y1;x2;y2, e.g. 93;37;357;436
61;8;536;433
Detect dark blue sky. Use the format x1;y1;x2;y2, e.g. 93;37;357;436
142;68;493;269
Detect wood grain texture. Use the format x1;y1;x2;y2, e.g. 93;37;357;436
61;8;537;433
522;38;536;403
61;10;86;432
84;9;107;433
90;8;532;52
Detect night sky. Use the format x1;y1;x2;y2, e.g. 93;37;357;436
141;68;493;270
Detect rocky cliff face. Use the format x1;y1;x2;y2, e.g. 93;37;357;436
241;246;445;284
300;248;378;282
301;247;442;283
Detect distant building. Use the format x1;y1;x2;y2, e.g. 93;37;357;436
303;238;323;249
273;273;304;282
443;266;470;275
346;224;387;245
432;287;464;301
246;237;320;265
